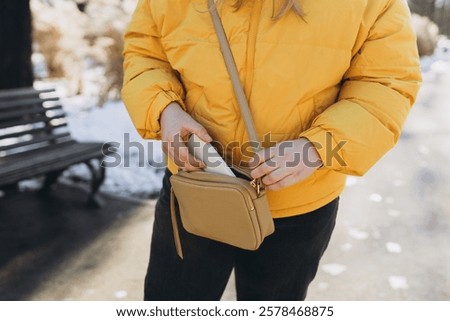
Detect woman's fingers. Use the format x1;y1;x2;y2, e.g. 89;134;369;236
249;146;276;169
166;140;205;171
250;157;278;179
160;103;212;171
249;139;321;191
190;125;213;143
182;117;213;143
265;173;298;191
177;145;206;170
250;146;278;178
261;166;290;186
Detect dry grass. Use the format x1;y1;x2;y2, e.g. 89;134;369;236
31;0;136;104
91;27;125;106
411;14;440;57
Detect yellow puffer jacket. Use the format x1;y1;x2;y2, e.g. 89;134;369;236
122;0;421;218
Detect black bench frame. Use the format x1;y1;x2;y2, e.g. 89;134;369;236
0;87;112;207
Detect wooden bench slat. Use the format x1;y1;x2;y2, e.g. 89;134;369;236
0;132;72;152
0;139;78;161
0;140;110;164
0;147;110;186
0;141;94;170
0;87;112;206
0;87;55;100
0;114;67;130
0;105;64;120
0;142;110;179
0;97;60;109
0;123;68;140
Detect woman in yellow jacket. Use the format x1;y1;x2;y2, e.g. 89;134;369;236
122;0;421;300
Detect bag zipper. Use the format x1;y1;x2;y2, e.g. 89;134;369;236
173;173;257;211
231;164;264;196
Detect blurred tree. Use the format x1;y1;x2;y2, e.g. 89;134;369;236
408;0;450;36
0;0;34;89
409;0;436;17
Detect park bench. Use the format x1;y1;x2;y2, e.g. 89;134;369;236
0;87;112;207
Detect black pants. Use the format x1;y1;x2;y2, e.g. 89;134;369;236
144;169;339;301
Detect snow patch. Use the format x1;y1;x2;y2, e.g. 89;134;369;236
114;290;128;299
369;193;383;202
388;276;409;290
386;242;402;254
322;264;347;276
19;179;43;191
349;228;369;240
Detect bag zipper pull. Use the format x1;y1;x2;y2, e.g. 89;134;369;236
250;178;263;196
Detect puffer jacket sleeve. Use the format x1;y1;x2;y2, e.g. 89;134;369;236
122;0;186;140
300;0;422;176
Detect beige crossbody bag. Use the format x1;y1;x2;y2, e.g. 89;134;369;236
169;1;275;259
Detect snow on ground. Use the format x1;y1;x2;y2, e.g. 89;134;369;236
63;97;166;198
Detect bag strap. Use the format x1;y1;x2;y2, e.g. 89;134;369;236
170;187;184;259
208;0;260;154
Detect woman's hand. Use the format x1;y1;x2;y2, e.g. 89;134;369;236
160;102;213;171
250;138;323;191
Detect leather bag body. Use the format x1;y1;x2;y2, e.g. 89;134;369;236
170;169;274;258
